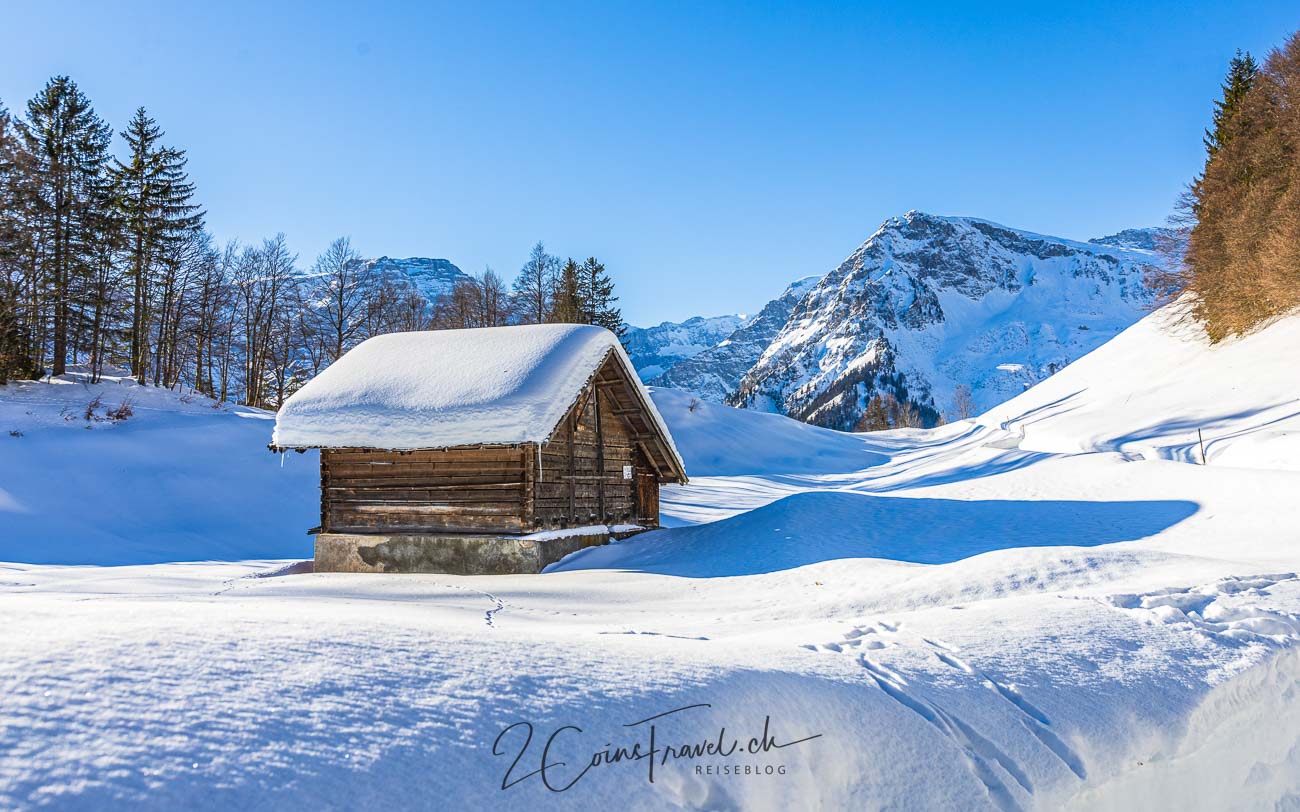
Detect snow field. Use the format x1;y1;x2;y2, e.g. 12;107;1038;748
2;304;1300;809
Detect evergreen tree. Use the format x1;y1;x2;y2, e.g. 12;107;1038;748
549;258;583;323
1204;50;1259;164
81;154;126;383
20;76;112;376
0;100;30;382
578;256;624;336
108;107;204;384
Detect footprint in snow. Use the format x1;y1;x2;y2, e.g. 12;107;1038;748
801;621;901;653
1105;572;1300;647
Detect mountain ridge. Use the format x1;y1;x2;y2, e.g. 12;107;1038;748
718;211;1167;429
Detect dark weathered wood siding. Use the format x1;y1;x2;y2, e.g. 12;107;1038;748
534;378;643;529
321;446;529;534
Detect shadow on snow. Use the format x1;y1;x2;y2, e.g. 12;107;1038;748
554;491;1199;577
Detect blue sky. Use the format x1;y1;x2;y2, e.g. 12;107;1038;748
3;2;1297;324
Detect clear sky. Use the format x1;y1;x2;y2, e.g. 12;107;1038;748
3;2;1297;325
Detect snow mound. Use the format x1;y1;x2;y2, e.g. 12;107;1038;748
0;370;318;565
979;301;1300;470
553;489;1197;577
273;325;680;469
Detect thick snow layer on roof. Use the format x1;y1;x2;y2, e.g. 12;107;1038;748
272;324;682;466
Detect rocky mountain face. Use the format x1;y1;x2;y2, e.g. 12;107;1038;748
1088;227;1179;252
356;257;471;304
648;276;820;403
622;315;752;382
725;212;1165;430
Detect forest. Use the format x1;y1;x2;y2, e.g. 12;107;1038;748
0;77;623;405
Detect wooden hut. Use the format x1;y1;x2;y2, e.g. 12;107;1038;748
272;324;687;574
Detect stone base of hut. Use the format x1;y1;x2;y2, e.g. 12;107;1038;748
313;529;636;575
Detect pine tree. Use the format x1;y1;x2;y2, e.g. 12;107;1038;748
81;157;125;383
549;258;583;323
0;99;28;382
108;107;204;384
1204;50;1259;164
578;256;624;336
20;77;112;377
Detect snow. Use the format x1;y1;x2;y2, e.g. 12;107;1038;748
0;368;318;565
4;305;1300;809
979;299;1300;469
521;523;646;541
273;324;684;477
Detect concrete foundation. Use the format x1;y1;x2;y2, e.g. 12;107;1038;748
314;530;613;575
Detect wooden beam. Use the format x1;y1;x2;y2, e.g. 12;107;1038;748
523;444;536;527
567;411;576;518
594;388;606;521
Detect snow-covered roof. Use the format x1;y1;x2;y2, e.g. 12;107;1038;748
272;325;685;475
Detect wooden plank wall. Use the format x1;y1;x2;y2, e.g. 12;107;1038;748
317;357;663;535
321;447;528;534
535;383;641;528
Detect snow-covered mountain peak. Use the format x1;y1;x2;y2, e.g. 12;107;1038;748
647;274;828;402
1087;226;1180;253
730;212;1166;429
355;256;471;304
621;313;753;382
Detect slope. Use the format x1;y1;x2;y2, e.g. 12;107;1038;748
979;300;1300;469
4;306;1300;811
0;369;319;565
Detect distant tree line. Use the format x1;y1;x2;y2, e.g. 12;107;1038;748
0;76;624;405
1169;28;1300;340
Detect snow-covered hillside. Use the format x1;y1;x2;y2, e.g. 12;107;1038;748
2;305;1299;811
621;314;751;382
356;256;471;303
0;369;318;564
649;275;820;402
731;212;1166;429
979;299;1300;470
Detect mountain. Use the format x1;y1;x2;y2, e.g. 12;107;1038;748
622;314;752;382
649;276;820;403
729;211;1165;429
355;257;471;304
1088;227;1179;252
